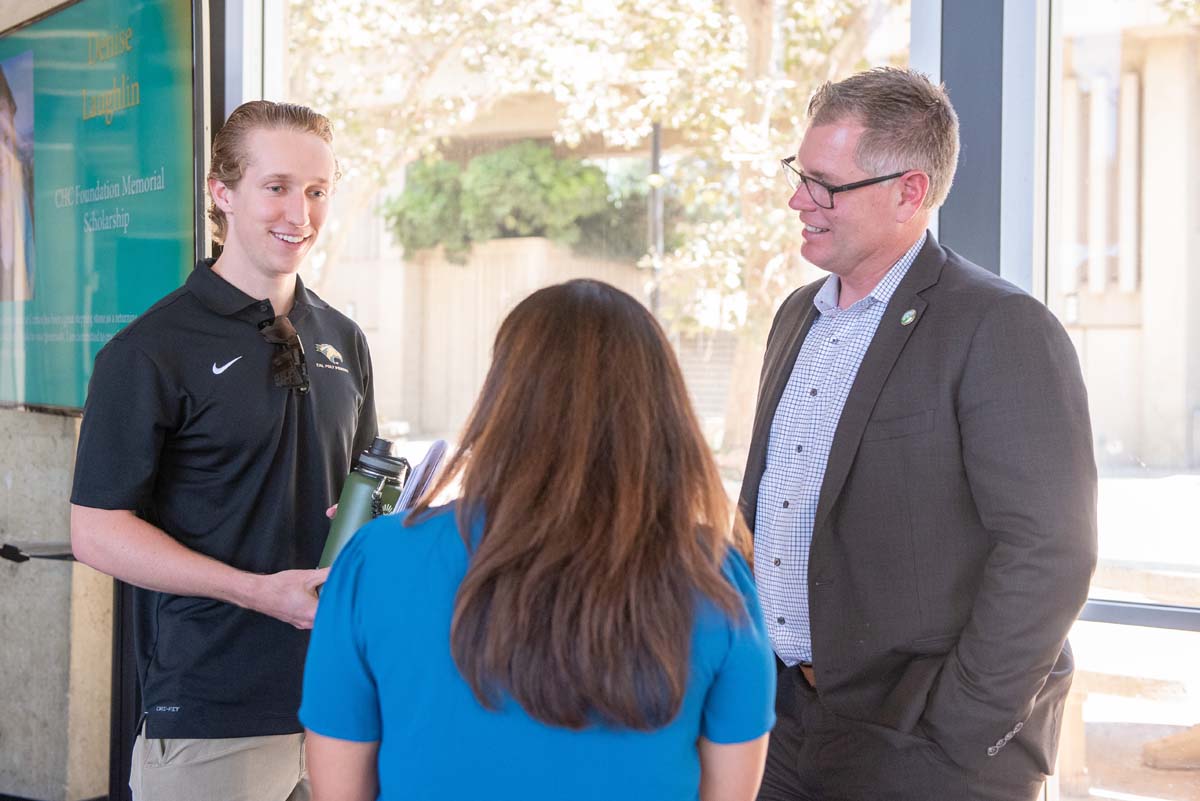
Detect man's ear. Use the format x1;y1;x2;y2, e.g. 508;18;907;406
209;177;235;214
896;171;930;223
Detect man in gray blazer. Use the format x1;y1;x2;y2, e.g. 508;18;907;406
742;67;1097;801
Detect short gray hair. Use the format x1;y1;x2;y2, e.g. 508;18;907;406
807;67;960;209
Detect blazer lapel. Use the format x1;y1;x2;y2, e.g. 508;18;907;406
755;303;819;451
813;236;946;535
742;293;820;531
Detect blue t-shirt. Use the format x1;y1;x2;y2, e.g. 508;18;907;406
300;504;776;800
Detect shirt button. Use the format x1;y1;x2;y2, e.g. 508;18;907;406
773;557;781;566
796;444;804;453
777;617;786;625
809;388;818;397
782;500;790;509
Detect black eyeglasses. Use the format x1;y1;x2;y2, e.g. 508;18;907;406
780;156;907;210
258;315;310;395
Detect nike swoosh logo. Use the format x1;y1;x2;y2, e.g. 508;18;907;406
212;356;243;375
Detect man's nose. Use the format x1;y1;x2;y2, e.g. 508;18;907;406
286;194;311;227
788;183;816;212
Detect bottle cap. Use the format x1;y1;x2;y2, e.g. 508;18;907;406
357;437;408;480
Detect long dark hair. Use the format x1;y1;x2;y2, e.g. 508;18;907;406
411;279;750;730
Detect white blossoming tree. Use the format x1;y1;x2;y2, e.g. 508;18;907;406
287;0;906;459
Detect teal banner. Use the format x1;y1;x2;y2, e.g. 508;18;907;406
0;0;194;409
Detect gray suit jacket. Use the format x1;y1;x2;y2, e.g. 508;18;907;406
739;234;1097;776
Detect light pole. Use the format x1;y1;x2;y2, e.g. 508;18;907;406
648;121;664;315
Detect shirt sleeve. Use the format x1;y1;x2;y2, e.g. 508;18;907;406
70;338;179;510
700;550;777;744
300;532;382;742
350;330;378;456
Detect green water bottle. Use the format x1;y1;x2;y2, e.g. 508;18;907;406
320;437;409;568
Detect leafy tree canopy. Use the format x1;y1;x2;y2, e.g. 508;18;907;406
384;141;677;264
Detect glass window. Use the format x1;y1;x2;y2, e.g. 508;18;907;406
1055;621;1200;801
1048;3;1200;799
1048;1;1200;611
281;0;911;480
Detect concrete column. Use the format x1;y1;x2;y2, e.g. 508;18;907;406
0;409;111;801
1140;34;1199;468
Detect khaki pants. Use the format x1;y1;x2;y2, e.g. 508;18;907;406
130;723;310;801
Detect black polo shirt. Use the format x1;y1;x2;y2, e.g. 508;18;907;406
71;259;377;739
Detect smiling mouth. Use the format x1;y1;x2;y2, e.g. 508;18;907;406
272;232;309;244
804;224;829;233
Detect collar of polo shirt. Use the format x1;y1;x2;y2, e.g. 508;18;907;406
187;258;329;325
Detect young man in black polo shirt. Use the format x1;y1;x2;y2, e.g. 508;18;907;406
70;101;377;801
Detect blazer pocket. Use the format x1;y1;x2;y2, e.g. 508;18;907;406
862;409;935;442
904;633;959;655
877;652;947;732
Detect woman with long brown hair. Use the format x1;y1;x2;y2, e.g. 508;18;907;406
300;279;774;800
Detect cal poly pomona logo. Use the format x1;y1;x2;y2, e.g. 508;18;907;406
316;343;344;364
315;343;349;373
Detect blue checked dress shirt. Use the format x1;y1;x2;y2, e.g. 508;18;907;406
754;233;926;666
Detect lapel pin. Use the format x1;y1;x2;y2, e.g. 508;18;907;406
900;309;917;326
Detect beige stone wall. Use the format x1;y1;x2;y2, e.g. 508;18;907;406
1057;29;1200;471
312;235;647;438
64;561;112;801
1140;34;1200;469
0;410;71;798
0;408;110;801
400;237;646;437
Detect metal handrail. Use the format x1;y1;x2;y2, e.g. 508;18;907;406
1078;598;1200;633
0;542;75;562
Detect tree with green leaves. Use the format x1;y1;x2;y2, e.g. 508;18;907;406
287;0;906;457
383;141;658;263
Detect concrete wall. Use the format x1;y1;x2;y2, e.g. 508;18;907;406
0;409;110;801
401;238;645;437
1139;34;1199;468
1056;27;1200;471
311;233;647;438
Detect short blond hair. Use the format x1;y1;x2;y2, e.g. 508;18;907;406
807;67;960;209
207;100;337;243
